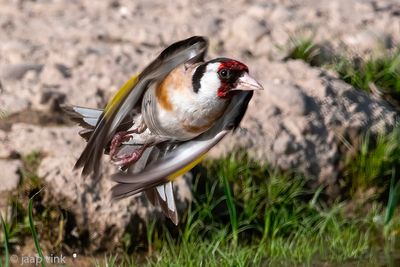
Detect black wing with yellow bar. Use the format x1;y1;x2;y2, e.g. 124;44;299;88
74;36;209;178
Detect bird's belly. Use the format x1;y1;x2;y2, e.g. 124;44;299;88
155;103;227;140
154;110;203;140
142;81;229;140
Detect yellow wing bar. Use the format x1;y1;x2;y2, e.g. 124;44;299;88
168;154;206;181
104;73;140;118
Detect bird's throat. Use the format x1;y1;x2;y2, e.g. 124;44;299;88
217;83;231;99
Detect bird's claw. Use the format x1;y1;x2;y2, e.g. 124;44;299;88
109;129;140;159
112;146;147;166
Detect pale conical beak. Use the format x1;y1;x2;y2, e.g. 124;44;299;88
232;72;264;91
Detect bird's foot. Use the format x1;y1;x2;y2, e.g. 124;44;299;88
110;129;139;159
112;145;147;166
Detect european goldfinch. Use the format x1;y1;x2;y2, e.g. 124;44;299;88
63;36;263;224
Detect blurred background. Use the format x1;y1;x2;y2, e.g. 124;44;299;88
1;0;400;266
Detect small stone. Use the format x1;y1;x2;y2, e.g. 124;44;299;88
0;160;21;192
55;63;72;79
1;63;43;81
39;90;66;111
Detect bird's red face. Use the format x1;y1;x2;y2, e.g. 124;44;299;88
216;60;251;98
192;58;263;99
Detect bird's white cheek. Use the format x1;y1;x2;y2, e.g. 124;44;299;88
199;72;221;99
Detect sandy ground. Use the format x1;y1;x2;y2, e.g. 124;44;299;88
1;0;400;253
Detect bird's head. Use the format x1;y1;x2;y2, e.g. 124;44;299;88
192;58;263;99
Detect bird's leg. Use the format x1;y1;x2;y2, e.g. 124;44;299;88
109;129;138;159
109;117;147;159
112;144;148;167
109;130;134;159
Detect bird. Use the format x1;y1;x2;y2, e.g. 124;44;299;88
62;36;263;225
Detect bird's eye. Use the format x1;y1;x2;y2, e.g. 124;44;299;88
219;69;228;79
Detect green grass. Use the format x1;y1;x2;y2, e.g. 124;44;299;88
0;154;36;253
385;172;400;226
287;38;400;243
95;255;118;267
0;193;46;267
288;38;400;107
0;151;65;266
105;153;397;266
335;50;400;99
343;128;400;195
0;151;44;249
0;215;10;267
341;129;400;240
1;146;400;266
28;192;45;267
287;38;321;66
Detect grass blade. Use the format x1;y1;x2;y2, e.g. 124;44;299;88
1;215;10;267
28;191;45;267
221;172;238;244
385;169;400;225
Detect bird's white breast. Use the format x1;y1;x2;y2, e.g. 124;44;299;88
147;64;229;140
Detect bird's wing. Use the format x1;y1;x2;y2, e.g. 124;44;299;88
114;143;180;224
144;182;178;225
111;91;254;196
74;36;209;177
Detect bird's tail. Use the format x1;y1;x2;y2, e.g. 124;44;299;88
61;105;103;141
62;104;180;224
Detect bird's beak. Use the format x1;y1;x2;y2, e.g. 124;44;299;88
232;73;264;91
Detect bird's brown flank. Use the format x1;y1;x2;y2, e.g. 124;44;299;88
155;66;190;111
155;77;173;111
